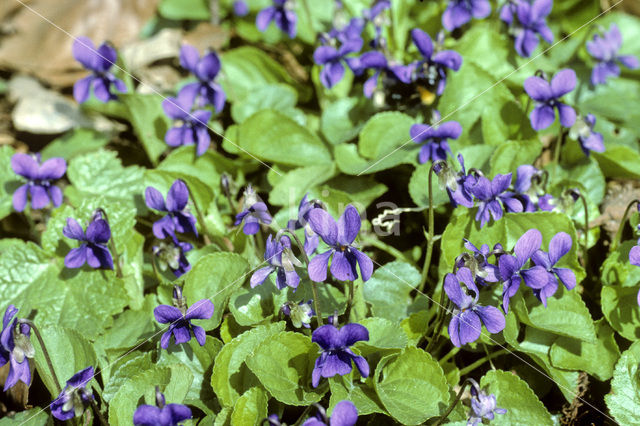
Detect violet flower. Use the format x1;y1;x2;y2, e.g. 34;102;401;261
63;216;113;270
470;173;522;228
0;305;33;391
587;24;639;86
251;235;302;290
11;153;66;212
461;239;500;285
434;154;477;208
281;300;314;328
133;387;192;426
569;114;605;156
72;37;126;103
145;179;198;241
513;165;554;212
467;379;507;425
498;229;550;312
410;111;462;164
500;0;553;58
51;367;95;421
445;267;505;347
346;51;391;98
178;45;226;111
314;38;363;89
287;193;323;255
410;29;462;95
631;246;640;306
234;185;273;235
162;90;212;157
362;0;390;47
233;1;249;17
530;232;576;306
524;68;576;131
256;0;297;38
307;206;373;282
154;288;214;349
153;240;192;278
442;0;491;32
302;400;358;426
311;323;369;388
322;18;364;46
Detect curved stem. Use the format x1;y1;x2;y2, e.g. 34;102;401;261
458;348;510;376
611;199;640;252
345;281;355;321
434;381;470;426
439;346;460;365
554;128;565;166
576;191;589;268
19;319;61;395
418;161;438;294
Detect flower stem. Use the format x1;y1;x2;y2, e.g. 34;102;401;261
19;319;61;395
611;199;640;252
89;398;109;426
553;128;566;166
575;190;589;268
418;161;438;294
190;198;212;246
434;381;469;426
108;240;123;278
458;348;510;376
439;346;460;365
425;285;448;353
345;281;355;321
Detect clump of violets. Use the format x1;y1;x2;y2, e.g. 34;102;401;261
467;379;507;425
0;305;34;391
524;69;576;131
587;23;639;86
531;232;576;306
235;185;273;235
302;400;358;426
11;153;66;212
63;213;113;270
409;29;462;96
410;110;462;164
442;0;491;32
569;114;605;156
445;267;505;347
500;0;553;58
470;173;522;228
51;366;95;421
162;90;212;156
307;205;373;282
153;240;192;278
311;323;369;387
145;179;198;241
133;387;192;426
433;155;477;208
178;44;226;111
257;0;297;38
314;37;363;89
251;235;302;290
154;286;214;349
72;37;126;103
281;300;314;328
288;194;324;255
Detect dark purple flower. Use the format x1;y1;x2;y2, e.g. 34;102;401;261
51;366;94;421
434;154;477;208
11;153;66;212
442;0;491;31
162;89;212;156
322;18;364;45
233;0;249;17
467;379;507;425
311;323;369;388
302;400;358;426
410;29;462;95
251;235;302;290
178;45;226;111
0;305;33;391
256;0;297;38
513;165;554;212
470;173;522;228
445;268;505;347
154;293;214;349
133;387;192;426
410;111;462;164
587;24;639;86
63;216;113;270
498;229;550;312
281;300;314;328
307;206;373;282
234;185;273;235
530;232;576;306
524;68;576;131
500;0;553;58
145;179;198;241
346;51;390;98
461;239;500;285
153;240;192;278
72;37;126;103
314;38;363;89
265;414;283;426
287;193;323;255
569;114;605;156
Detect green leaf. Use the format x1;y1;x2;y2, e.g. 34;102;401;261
363;261;421;322
229;281;279;326
231;83;300;124
320;98;369;145
358;112;415;160
328;373;387;416
237;110;332;167
211;322;286;407
246;331;324;405
0;408;51;425
601;285;640;341
374;347;449;424
121;94;171;165
489;140;542;176
605;341;640;425
230;387;269;426
268;164;337;206
355;317;408;356
401;310;433;346
334;143;414;175
480;370;553;425
593;144;640;179
158;0;210;20
601;241;640;288
40;128;109;161
103;352;153;402
0;146;17;221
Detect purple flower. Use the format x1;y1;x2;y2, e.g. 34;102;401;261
233;0;249;17
0;305;33;391
467;379;507;425
72;37;126;103
307;206;373;282
133;387;192;426
500;0;553;57
251;235;302;290
234;185;273;235
631;246;640;306
530;232;576;306
442;0;491;32
302;400;358;426
154;292;214;349
410;111;462;164
498;229;551;312
281;300;314;328
153;240;192;278
346;51;391;98
11;153;66;212
410;29;462;95
145;179;198;241
524;68;576;131
256;0;297;38
51;366;95;421
287;193;323;255
587;24;639;86
162;90;212;157
470;173;522;228
461;239;500;285
445;268;505;347
63;216;113;270
513;165;554;212
569;114;605;156
311;323;369;388
322;18;364;46
362;1;390;47
314;38;363;89
434;154;477;208
178;45;226;111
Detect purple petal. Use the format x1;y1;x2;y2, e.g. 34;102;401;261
350;354;369;379
162;97;189;120
432;50;463;71
195;51;221;81
145;187;166;211
179;44;200;72
550;69;576;97
521;266;552;289
12;184;28;212
166;404;192;423
38;158;66;180
250;266;274;287
133;405;162;426
165;127;187;147
556;103;576;128
337;205;361;245
320;353;353;378
491;173;512;194
29;185;50;210
65;246;88;268
475;305;505;333
86;245;113;269
308;209;338;246
548;232;572;265
330;251;357;281
256;7;276;31
531;0;553;21
192;325;207;346
153;215;175;240
444;273;465;307
154;305;183;323
86;219;111;244
353;249;373;282
433;121;462;139
339;323;369;346
160;330;172;349
515;229;542;265
472;0;491;18
530;105;556;131
166;180;189;212
314;45;340;65
618;55;639;69
458;311;482;345
308;250;333;282
312;324;342;349
516;28;539;57
93;78;112;103
63;217;85;240
72;37;99;69
554;267;576;290
630;245;640;266
11;154;39;179
448;315;461;347
531;250;551;269
410;124;433;143
524;76;552;102
73;76;93;103
410;28;433;59
320;61;346;89
172;324;192;345
185;299;214;320
330;400;358;426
